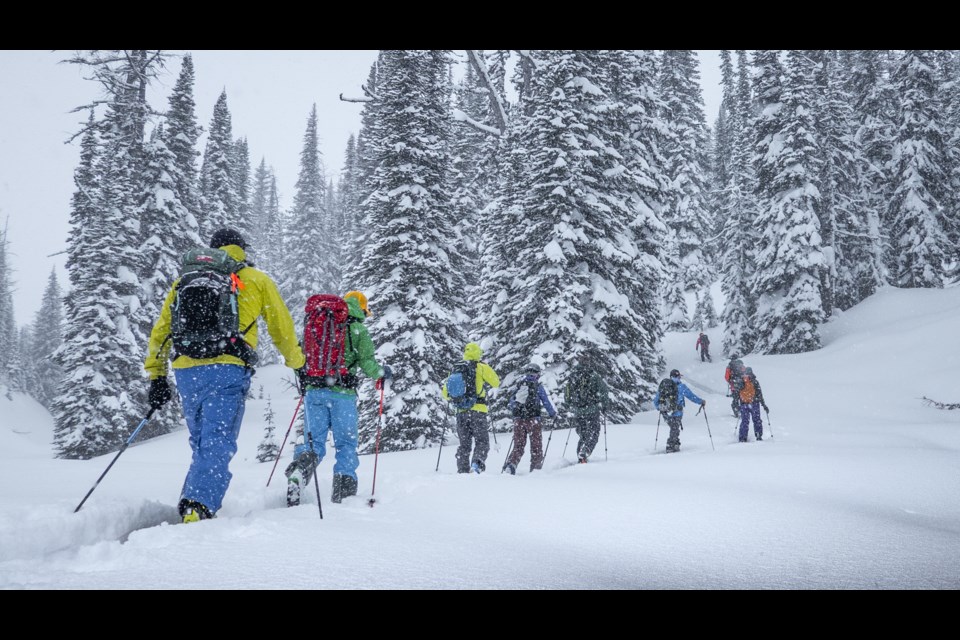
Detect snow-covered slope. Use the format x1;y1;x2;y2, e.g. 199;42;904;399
1;287;958;589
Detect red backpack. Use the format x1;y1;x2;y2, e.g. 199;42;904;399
303;294;352;386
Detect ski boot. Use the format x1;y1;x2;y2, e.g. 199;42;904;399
178;499;213;524
285;452;318;507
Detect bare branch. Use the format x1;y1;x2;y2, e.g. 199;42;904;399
361;83;380;100
921;396;960;410
465;50;507;134
452;108;502;137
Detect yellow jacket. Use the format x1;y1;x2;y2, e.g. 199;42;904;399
441;342;500;413
144;245;305;379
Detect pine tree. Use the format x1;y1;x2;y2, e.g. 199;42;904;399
135;126;193;436
53;51;165;459
848;50;895;284
488;50;662;421
17;326;37;400
256;396;280;462
200;90;236;238
28;268;64;409
814;51;878;311
337;135;361;290
231;137;254;242
164;53;203;257
751;50;824;354
721;50;758;357
888;50;947;288
353;51;467;450
0;226;19;393
278;105;335;327
659;50;713;292
250;158;270;253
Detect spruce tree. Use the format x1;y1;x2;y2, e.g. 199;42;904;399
250;158;270;253
29;268;64;409
231;137;254;243
353;51;467;450
200;90;236;238
751;50;824;354
0;228;19;394
888;50;947;288
659;50;713;292
257;396;280;462
278;105;335;327
164;53;203;257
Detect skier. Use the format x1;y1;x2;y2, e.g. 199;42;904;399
503;363;557;474
696;332;712;362
442;342;500;473
724;354;745;417
564;361;608;463
732;366;768;442
653;369;705;453
285;290;391;505
145;228;306;523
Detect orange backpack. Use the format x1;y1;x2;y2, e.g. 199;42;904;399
739;376;756;404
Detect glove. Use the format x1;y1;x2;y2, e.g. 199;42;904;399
701;400;706;407
148;377;172;410
762;403;769;412
381;364;393;381
295;367;307;396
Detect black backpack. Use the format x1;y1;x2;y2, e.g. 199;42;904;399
657;378;679;415
512;379;542;419
169;248;257;365
446;361;479;410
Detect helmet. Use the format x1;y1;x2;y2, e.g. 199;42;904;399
210;227;247;250
344;291;370;317
670;369;682;378
524;363;541;375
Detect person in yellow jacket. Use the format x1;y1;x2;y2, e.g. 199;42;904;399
441;342;500;473
144;228;305;523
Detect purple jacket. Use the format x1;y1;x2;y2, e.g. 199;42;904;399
508;375;557;418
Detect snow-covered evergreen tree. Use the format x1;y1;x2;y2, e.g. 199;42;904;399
53;50;165;458
847;50;895;284
751;50;824;354
486;50;663;421
888;50;947;288
231;137;254;244
353;50;467;450
337;134;361;290
0;227;19;393
249;158;270;256
163;53;202;257
720;50;758;357
659;50;713;291
278;105;335;328
256;396;279;462
29;268;64;409
200;90;236;238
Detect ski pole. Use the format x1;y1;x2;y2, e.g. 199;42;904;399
654;412;661;452
765;407;773;439
306;431;323;519
562;415;574;459
435;407;451;472
541;417;556;463
501;431;515;473
701;404;715;451
368;379;386;507
267;394;304;487
75;408;156;513
602;413;608;461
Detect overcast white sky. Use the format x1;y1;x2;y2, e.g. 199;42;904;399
0;50;723;327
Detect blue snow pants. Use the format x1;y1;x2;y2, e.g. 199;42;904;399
294;388;360;481
175;364;252;513
739;402;763;441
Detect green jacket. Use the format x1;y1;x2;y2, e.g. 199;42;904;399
308;295;384;395
564;368;609;417
145;244;305;379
